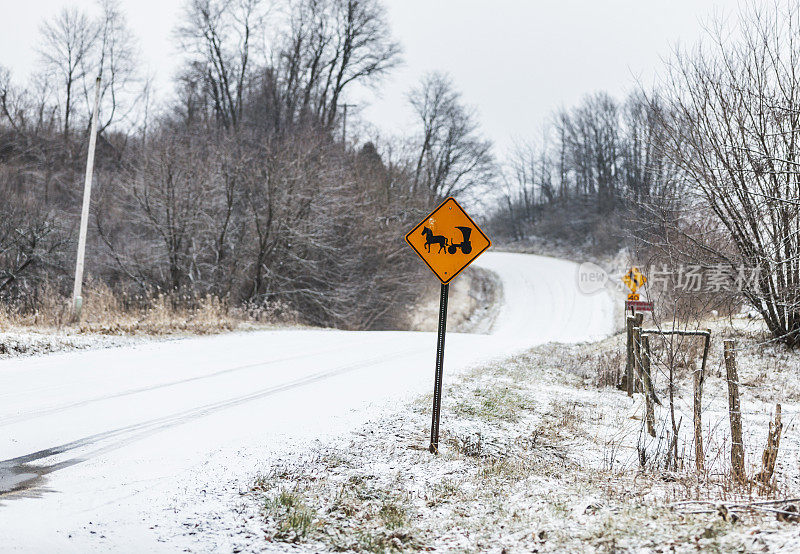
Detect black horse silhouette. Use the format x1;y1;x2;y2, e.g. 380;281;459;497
421;226;448;253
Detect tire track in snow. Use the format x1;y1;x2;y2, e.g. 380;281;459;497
0;346;419;495
0;345;348;426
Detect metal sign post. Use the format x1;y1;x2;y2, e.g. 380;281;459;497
405;197;491;454
429;283;449;453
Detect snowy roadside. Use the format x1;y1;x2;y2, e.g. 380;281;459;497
0;267;497;362
201;317;800;553
0;326;291;360
0;328;158;359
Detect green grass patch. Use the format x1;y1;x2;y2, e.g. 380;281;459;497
453;385;533;422
264;489;317;541
378;500;407;529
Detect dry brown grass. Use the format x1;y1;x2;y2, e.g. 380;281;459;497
0;281;298;335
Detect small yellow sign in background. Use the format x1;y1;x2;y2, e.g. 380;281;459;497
622;267;647;294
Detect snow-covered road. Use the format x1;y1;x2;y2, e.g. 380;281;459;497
0;252;613;551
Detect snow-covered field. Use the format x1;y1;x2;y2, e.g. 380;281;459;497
0;252;614;551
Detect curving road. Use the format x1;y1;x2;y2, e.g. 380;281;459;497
0;252;614;551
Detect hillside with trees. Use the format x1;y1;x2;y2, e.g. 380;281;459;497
0;0;494;330
490;2;800;347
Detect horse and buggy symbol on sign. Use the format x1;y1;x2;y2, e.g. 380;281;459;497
405;197;491;285
420;226;473;255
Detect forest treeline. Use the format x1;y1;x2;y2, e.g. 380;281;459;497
0;0;493;329
491;3;800;346
487;90;678;253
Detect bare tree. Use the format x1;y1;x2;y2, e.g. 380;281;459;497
39;7;99;138
92;0;140;132
274;0;400;130
559;93;621;212
0;66;21;131
178;0;270;129
408;72;494;201
321;0;400;128
0;188;68;301
656;1;800;346
496;138;553;240
117;131;216;292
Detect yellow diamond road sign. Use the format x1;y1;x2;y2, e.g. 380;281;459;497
405;197;491;284
622;267;647;294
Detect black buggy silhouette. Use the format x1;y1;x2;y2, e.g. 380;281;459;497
448;226;473;255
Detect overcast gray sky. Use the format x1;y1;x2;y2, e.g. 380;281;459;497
2;0;744;156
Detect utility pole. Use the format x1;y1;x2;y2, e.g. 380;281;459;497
71;76;101;320
341;103;356;146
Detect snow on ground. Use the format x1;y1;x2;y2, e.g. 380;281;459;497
405;266;501;335
225;322;800;553
0;329;155;360
0;252;615;551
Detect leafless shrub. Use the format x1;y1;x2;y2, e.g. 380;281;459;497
593;350;624;388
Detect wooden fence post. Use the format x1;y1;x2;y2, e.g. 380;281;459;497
633;325;643;393
626;315;635;396
642;335;655;437
724;339;746;484
693;369;705;472
756;404;782;486
693;330;711;473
